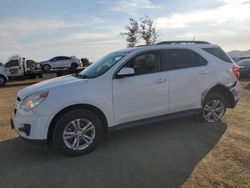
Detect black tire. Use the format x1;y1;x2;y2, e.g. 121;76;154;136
198;93;227;123
70;63;78;70
0;75;6;87
53;109;103;156
42;64;51;72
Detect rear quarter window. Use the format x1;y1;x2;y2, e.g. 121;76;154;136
203;47;233;63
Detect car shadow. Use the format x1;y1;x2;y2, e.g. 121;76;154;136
0;117;227;188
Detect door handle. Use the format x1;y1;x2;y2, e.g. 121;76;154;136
199;70;209;75
154;78;167;84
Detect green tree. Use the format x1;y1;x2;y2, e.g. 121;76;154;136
139;16;159;45
81;57;91;66
120;18;140;48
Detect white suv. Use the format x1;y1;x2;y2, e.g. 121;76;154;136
11;41;240;156
39;56;81;71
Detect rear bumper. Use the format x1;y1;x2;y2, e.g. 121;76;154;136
228;80;240;108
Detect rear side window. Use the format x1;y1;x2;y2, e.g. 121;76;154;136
203;47;233;63
162;49;207;71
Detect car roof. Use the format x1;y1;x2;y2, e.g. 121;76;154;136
114;41;219;54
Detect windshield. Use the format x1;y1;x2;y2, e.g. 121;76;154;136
79;52;128;78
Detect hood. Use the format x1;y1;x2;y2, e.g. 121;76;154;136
39;60;49;64
18;75;88;99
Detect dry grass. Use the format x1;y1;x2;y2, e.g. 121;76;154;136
0;79;249;187
183;81;250;188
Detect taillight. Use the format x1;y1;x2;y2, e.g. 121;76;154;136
233;64;240;79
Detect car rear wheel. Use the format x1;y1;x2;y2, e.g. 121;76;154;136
200;93;227;123
53;109;103;156
70;63;78;70
42;64;51;72
0;75;6;87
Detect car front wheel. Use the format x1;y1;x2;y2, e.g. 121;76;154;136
200;93;227;123
70;63;78;70
53;109;103;156
0;76;6;87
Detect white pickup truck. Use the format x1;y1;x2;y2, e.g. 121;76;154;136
0;58;84;87
0;58;30;86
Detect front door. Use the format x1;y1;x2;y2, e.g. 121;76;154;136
112;50;169;125
5;59;24;77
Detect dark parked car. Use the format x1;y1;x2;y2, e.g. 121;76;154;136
236;59;250;78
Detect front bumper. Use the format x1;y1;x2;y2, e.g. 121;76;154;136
11;108;52;149
11;117;48;150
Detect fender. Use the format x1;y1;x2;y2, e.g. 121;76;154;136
201;83;236;108
0;72;8;80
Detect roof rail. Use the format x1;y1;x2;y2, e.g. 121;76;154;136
157;41;210;45
136;45;148;47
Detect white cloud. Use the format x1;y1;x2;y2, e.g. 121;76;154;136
110;0;158;15
155;0;250;29
0;17;124;62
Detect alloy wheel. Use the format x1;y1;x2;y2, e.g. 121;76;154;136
63;118;96;150
203;99;225;122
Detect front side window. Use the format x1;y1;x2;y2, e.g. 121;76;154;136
163;49;206;70
124;51;161;75
50;57;58;61
79;52;128;78
5;60;19;67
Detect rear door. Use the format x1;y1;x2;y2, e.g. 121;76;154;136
162;49;208;113
112;50;169;125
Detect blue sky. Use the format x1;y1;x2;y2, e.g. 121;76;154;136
0;0;250;62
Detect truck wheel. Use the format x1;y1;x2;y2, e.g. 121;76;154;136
70;63;78;70
53;109;103;156
42;64;51;72
0;76;6;87
199;93;227;123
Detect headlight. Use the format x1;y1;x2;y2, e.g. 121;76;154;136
20;92;49;111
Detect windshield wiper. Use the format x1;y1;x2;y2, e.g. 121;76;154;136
72;73;87;79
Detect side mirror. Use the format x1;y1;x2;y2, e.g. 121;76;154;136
116;68;135;78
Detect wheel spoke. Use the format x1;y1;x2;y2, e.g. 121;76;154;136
71;137;78;150
76;119;81;129
213;100;219;108
204;105;211;111
81;121;91;130
205;112;212;119
75;137;80;150
215;106;224;112
71;120;78;131
213;112;219;120
63;131;75;139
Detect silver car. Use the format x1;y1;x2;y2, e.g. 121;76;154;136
39;56;81;71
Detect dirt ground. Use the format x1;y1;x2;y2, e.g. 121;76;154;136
0;79;249;188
